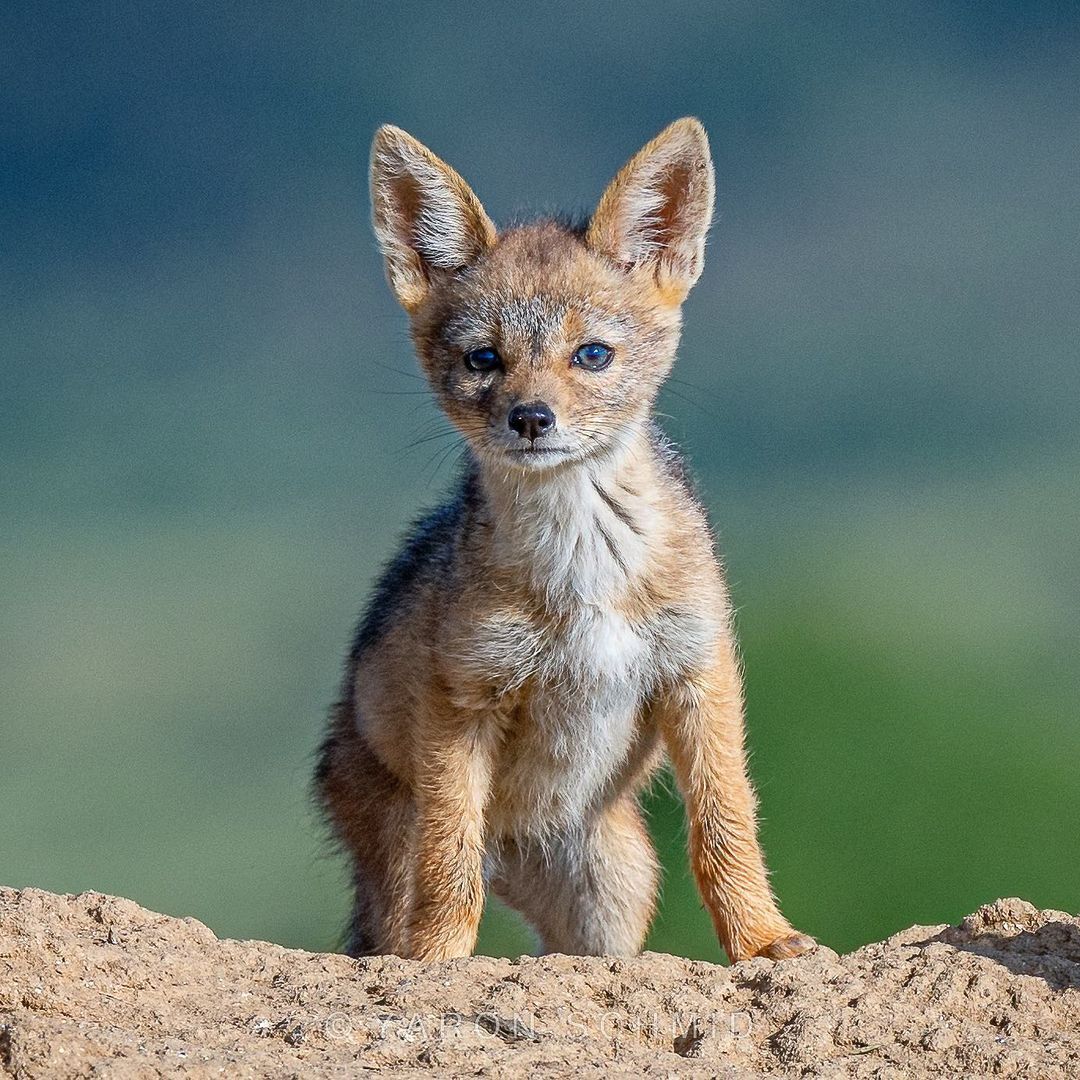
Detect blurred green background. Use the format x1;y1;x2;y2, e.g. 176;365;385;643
3;2;1078;962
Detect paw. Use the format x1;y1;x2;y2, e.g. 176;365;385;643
755;930;816;960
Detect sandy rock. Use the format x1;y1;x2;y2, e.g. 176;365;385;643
0;888;1078;1077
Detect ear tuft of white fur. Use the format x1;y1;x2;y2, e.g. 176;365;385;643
370;126;496;310
587;117;716;300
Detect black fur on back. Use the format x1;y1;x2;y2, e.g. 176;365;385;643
341;464;480;699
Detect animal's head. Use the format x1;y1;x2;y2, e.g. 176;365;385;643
369;119;715;472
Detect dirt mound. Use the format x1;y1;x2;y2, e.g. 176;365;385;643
1;888;1078;1078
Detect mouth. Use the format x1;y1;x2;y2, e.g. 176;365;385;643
501;444;574;465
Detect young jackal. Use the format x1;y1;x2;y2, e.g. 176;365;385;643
315;118;814;964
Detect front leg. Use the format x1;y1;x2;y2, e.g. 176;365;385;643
654;636;815;963
406;710;493;961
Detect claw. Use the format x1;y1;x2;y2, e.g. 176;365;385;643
756;931;817;960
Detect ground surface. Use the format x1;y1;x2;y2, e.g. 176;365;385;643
1;889;1078;1078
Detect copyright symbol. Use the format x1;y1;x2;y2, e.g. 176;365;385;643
324;1012;352;1040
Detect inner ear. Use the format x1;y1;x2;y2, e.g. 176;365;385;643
382;171;428;282
654;160;693;256
388;172;425;245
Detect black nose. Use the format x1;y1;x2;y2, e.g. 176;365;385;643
508;401;556;441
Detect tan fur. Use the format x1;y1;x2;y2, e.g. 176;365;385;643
315;118;814;963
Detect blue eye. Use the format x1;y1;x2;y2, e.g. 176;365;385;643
465;347;501;372
572;342;613;371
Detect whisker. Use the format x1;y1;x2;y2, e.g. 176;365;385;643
661;384;711;416
364;388;434;398
425;443;468;488
372;359;427;383
402;428;459;453
667;374;712;395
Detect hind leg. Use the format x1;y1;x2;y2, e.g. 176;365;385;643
315;714;414;956
491;795;659;956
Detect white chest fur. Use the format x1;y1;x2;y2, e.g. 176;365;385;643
485;605;655;834
484;455;656;607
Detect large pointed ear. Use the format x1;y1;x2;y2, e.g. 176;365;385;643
586;118;715;301
369;125;497;310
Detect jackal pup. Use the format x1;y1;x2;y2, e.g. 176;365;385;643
315;118;814;963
